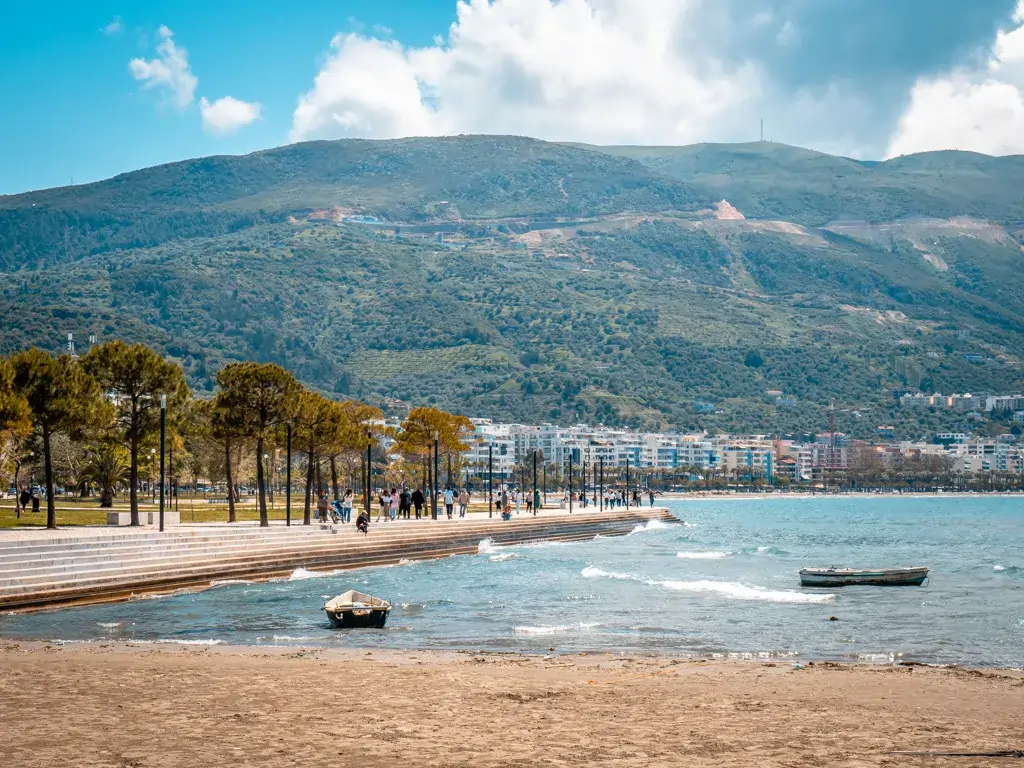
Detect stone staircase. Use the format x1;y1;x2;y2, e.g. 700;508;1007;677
0;508;675;611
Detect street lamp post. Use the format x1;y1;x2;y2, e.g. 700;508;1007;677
150;448;156;503
365;431;372;519
626;456;631;507
488;444;493;518
432;431;439;520
532;451;538;516
159;394;166;532
286;421;292;527
599;456;604;511
568;451;574;515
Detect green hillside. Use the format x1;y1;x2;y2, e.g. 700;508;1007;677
0;136;703;269
590;141;1024;225
2;136;1023;439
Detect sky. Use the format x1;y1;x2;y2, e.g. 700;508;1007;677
4;0;1024;195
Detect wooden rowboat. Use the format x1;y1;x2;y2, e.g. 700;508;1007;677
799;566;929;587
323;590;391;628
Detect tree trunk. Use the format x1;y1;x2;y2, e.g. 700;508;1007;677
256;436;268;527
330;455;340;500
225;436;236;523
129;430;140;526
100;489;114;508
14;460;20;519
42;423;56;530
304;449;315;525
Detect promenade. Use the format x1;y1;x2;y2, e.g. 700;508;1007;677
0;506;675;611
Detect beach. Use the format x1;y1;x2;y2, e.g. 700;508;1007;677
2;640;1022;767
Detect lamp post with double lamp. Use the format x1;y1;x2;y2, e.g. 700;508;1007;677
599;456;604;511
487;444;493;518
626;456;631;507
432;431;439;520
159;394;166;532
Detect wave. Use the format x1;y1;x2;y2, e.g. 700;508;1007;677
676;551;730;560
629;519;671;535
477;538;499;555
271;635;327;642
656;579;835;604
747;545;790;556
513;622;601;636
490;553;519;563
856;652;903;664
994;564;1022;576
96;622;122;629
288;567;326;581
582;566;835;604
581;566;635;581
128;638;225;646
209;579;255;587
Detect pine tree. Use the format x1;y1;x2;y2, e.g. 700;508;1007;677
214;363;301;527
82;341;190;527
10;349;109;529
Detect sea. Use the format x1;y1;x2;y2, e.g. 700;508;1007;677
2;497;1022;666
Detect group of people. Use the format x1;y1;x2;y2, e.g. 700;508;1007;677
312;484;660;533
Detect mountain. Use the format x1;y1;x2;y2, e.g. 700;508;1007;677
2;136;1023;439
0;136;703;270
586;141;1024;225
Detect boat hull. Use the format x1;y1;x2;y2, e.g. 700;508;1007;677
326;608;390;629
799;568;929;587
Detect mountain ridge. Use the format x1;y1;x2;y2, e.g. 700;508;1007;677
1;135;1023;438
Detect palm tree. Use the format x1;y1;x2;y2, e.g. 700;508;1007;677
83;446;130;508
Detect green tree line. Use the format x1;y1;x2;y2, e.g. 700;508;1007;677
0;342;474;529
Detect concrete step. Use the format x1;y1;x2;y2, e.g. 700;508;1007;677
0;512;633;562
0;516;632;589
0;521;634;599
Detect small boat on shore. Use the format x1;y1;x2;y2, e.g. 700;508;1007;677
799;566;929;587
323;590;392;628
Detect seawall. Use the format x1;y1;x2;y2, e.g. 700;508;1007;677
0;507;677;611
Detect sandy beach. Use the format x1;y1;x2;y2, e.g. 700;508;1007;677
2;641;1022;767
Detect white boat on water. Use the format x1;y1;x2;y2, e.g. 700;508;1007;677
799;566;929;587
323;590;392;628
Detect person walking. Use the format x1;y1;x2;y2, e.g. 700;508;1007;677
649;489;656;507
377;488;390;522
514;489;521;515
458;487;469;518
316;492;330;523
533;487;541;515
412;487;425;519
341;488;354;523
330;496;343;523
389;487;400;521
443;486;455;519
399;487;411;520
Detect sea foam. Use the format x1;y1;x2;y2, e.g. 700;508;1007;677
582;566;835;603
676;551;730;560
629;518;671;535
477;538;499;555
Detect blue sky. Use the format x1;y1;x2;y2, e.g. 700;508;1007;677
3;0;1024;195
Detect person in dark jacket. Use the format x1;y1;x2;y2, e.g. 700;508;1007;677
411;488;426;519
19;489;30;516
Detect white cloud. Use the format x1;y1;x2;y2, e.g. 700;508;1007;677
290;0;763;145
199;96;263;133
103;16;123;35
887;1;1024;157
129;26;198;109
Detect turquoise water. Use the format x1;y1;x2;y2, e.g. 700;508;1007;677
2;497;1023;666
